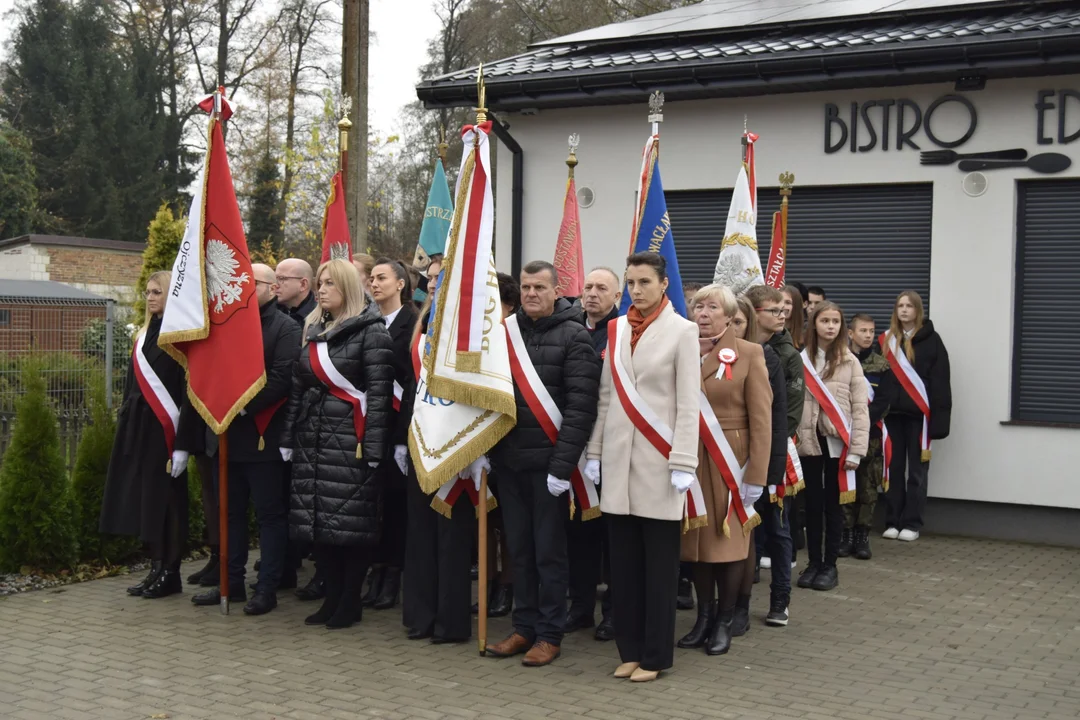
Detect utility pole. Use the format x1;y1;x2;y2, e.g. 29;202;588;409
342;0;369;251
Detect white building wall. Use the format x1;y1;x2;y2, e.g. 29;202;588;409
0;245;50;280
494;75;1080;509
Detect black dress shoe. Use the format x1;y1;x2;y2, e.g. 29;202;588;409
192;588;246;606
594;616;615;642
731;607;750;637
243;592;278;616
295;576;325;601
489;584;512;618
431;636;468;645
407;627;434;640
128;562;162;596
142;570;182;599
373;567;400;610
564;612;595;632
676;577;695;610
187;552;218;585
811;564;838;591
706;610;733;655
796;563;820;589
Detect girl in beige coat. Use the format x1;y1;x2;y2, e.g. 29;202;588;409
795;302;870;593
585;253;699;683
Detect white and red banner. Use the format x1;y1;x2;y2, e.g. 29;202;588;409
431;475;497;519
132;332;180;469
159;89;265;433
713;132;765;295
879;331;931;461
608;317;706;528
408;122;516;493
505;316;599;520
698;391;760;535
800;349;857;504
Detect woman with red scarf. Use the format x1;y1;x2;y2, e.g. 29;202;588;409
585;252;700;683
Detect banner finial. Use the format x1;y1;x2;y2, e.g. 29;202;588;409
566;133;579;177
475;64;488;125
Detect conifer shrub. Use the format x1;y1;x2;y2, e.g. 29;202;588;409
134;203;186;318
0;362;78;572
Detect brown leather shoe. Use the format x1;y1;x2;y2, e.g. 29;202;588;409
522;640;561;667
485;632;531;658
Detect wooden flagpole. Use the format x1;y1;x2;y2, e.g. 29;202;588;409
477;469;489;655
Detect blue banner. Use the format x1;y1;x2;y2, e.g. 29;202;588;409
619;140;688;317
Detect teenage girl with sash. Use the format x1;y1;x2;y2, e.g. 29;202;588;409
585;253;700;683
881;291;951;542
678;285;771;656
101;271;199;599
281;259;395;629
795;302;870;592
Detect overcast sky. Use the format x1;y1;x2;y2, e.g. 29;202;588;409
0;0;444;137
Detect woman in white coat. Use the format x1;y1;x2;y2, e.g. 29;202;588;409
585;252;700;683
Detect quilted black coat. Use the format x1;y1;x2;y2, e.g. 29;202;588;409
889;319;952;440
283;303;395;547
492;298;601;480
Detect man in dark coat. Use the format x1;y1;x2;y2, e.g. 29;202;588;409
566;267;620;642
192;264;302;615
486;260;601;667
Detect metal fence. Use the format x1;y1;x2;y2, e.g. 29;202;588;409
0;297;126;474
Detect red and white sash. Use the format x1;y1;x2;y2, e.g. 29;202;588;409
865;378;892;493
132;332;180;471
309;340;367;459
698;391;759;535
392;381;404;411
253;398;287;451
773;437;804;502
505;316;600;520
800;349;857;503
609;317;706;528
879;331;931;461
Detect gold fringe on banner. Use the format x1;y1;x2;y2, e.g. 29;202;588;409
429;495;454;519
474;494;498;518
408;412;515;496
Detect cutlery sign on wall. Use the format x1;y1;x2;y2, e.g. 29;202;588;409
920;148;1072;174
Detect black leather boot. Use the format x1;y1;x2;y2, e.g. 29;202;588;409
489;584;513;618
838;528;854;558
706;609;734;656
360;566;384;608
187;549;218;585
295;572;325;601
305;570;342;625
853;528;872;560
678;599;716;648
128;562;162;596
142;568;182;599
373;567;400;610
326;564;365;629
676;577;695;610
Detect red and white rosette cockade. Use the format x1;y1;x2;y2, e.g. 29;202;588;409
608;317;707;530
800;349;857;504
698;391;760;536
505;315;600;521
714;347;737;381
132;332;180;472
879;331;931;461
308;340;367;459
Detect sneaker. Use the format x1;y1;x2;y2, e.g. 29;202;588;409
898;529;920;542
796;564;819;589
882;527;900;540
811;565;838;591
760;556;772;569
766;596;789;627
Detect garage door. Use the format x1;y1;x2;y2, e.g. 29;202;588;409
1013;180;1080;424
667;183;932;324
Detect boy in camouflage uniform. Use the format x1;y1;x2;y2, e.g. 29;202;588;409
841;314;896;560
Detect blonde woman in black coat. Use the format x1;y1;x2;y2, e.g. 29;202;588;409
281;258;395;629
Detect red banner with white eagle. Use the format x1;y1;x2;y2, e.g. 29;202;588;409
321;171;352;263
158;90;265;434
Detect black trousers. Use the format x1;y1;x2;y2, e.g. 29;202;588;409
884;415;930;532
376;485;407;567
499;468;569;645
402;476;472;640
802;437;843;567
194;454;219;546
225;461;288;595
567;512;610;621
315;543;371;613
607;514;680;672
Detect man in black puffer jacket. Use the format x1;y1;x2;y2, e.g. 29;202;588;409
486;261;601;667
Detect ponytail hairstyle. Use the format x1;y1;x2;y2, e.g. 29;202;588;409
374;257;411;307
806;301;847;380
782;284;805;349
888;290;924;362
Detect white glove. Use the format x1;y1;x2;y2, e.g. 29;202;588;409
239;408;247;416
546;475;571;497
394;445;408;475
170;450;189;478
458;455;490;492
670;470;695;494
584;459;601;486
741;484;764;507
367;461;379;469
280;448;293;462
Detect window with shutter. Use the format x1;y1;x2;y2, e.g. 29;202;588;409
1013;180;1080;424
667;183;932;325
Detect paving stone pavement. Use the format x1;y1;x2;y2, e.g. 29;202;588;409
1;533;1079;720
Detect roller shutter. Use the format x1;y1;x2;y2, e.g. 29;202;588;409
667;183;932;323
1013;180;1080;424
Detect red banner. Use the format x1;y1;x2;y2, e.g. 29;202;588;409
765;210;786;288
321;171;352;263
553;178;584;297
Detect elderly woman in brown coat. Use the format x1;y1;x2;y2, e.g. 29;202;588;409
678;284;772;657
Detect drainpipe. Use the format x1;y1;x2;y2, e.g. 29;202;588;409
489;117;523;276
